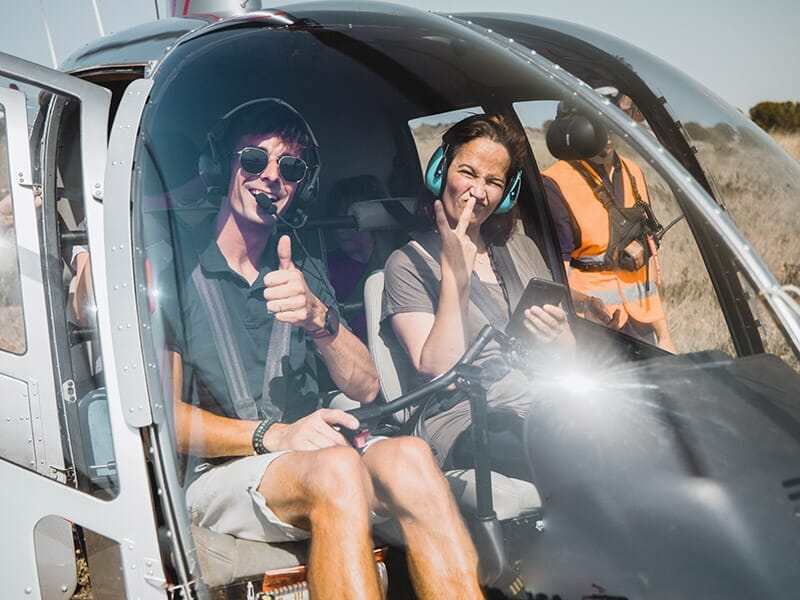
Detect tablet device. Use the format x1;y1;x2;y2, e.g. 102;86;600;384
506;277;567;339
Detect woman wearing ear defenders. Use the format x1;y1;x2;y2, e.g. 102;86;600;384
381;114;574;481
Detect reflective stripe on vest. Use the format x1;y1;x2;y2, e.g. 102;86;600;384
544;157;665;324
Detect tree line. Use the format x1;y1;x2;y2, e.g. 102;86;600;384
749;101;800;132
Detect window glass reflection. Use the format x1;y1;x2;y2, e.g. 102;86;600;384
685;121;800;300
0;106;26;354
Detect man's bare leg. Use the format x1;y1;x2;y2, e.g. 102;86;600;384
258;447;383;600
363;437;484;599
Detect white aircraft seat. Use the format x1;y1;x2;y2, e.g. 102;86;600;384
191;525;308;587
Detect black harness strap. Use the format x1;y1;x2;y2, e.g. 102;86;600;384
569;159;650;275
569;159;626;222
192;264;286;421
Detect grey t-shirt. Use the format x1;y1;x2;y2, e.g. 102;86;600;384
381;232;552;464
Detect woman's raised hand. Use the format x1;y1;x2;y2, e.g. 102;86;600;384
435;198;477;288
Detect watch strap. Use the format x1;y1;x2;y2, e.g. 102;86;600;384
309;305;339;339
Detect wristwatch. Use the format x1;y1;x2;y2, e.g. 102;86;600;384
309;304;340;339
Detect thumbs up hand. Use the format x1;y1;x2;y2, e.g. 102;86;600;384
277;233;294;271
263;235;325;331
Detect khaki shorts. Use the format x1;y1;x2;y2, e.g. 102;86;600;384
187;438;388;543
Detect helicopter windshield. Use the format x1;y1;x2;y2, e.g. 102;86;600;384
125;9;800;596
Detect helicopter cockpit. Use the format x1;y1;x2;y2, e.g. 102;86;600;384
2;3;800;599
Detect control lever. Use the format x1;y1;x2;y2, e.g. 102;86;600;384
347;325;500;423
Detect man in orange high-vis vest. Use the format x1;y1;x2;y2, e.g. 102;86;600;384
543;90;675;352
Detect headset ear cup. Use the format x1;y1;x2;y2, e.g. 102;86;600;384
198;151;224;200
296;145;321;206
424;145;447;198
495;170;521;214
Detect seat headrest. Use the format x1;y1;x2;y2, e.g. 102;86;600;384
347;198;418;231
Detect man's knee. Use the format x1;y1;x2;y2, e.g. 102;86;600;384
372;437;448;498
260;447;373;533
392;436;439;471
303;446;372;508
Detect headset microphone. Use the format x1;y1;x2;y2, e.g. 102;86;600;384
253;192;278;215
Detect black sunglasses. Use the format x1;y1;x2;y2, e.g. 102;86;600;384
237;146;309;183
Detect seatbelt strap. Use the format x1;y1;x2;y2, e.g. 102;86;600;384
261;321;290;420
488;242;525;313
191;264;285;421
410;231;522;330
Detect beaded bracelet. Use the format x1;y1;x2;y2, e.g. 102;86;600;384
252;418;277;455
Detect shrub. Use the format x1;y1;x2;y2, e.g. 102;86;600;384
749;101;800;132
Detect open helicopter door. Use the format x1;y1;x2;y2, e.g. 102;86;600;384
0;53;170;600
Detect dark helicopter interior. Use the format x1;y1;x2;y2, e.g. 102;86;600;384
142;24;555;207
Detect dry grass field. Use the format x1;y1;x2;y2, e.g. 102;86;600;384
773;131;800;162
686;129;800;366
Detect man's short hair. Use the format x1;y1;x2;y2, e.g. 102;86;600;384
219;98;316;163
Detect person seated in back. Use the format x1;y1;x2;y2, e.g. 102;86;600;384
326;174;394;343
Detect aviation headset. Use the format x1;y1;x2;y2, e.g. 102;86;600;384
424;116;522;215
199;98;321;211
546;86;615;161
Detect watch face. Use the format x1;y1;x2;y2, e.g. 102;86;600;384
325;306;340;335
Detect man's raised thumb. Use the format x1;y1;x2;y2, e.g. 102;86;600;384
277;234;294;270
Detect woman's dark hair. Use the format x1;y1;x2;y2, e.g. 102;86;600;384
418;114;527;245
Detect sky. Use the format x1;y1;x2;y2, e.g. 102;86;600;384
0;0;797;113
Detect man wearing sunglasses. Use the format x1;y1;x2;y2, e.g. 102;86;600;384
168;99;483;598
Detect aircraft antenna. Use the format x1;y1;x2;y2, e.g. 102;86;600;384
38;0;58;68
89;0;106;37
154;0;161;19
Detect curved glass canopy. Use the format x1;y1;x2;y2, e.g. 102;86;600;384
126;8;800;596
